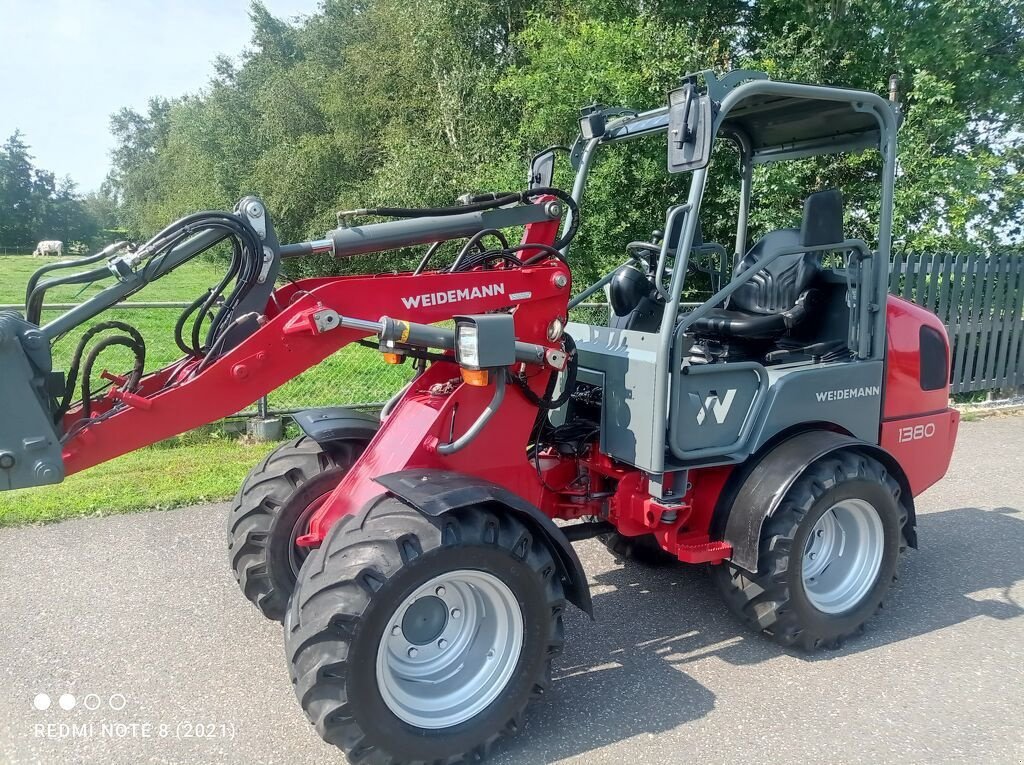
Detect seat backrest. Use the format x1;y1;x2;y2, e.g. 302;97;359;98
728;189;843;315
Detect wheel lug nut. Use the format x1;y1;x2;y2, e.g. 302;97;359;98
809;552;817;560
435;586;446;597
451;608;461;619
408;647;418;658
438;639;448;649
486;649;494;660
817;529;824;538
392;625;401;636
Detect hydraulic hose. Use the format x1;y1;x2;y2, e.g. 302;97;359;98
342;193;522;220
513;334;577;410
26;264;117;325
450;228;509;272
58;320;147;422
24;241;126;306
190;238;242;354
174;289;213;357
436;373;506;455
80;336;146;420
342;186;580;251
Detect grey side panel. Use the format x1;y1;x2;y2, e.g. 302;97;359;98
721;430;914;573
574;320;883;472
669;362;768;459
293;407;379;446
568;322;662;471
747;360;884;451
374;468;593;616
0;313;64;491
671;360;884;466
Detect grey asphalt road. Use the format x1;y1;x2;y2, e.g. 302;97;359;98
1;415;1022;765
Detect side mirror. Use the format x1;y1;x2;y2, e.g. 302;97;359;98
667;81;713;173
528;148;556;189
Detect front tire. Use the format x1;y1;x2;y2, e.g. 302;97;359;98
712;451;907;651
284;497;565;764
227;436;367;621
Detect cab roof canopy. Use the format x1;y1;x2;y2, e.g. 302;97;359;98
601;70;899;165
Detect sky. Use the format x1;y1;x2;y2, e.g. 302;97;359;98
0;0;318;193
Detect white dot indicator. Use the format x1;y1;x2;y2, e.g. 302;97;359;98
109;694;127;711
83;694;101;711
33;694;51;711
59;694;76;710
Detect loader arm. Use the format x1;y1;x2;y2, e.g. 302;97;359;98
0;192;571;490
61;264;570;475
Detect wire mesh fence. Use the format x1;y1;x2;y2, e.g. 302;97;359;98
13;251;1024;420
11;302;616;417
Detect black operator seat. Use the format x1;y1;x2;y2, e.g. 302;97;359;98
688;189;844;341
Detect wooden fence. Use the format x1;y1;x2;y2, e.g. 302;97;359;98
890;252;1024;394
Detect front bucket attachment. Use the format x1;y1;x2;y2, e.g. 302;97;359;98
0;311;64;491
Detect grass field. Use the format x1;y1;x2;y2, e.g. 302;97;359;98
0;432;280;527
0;254;408;525
0;252;227;304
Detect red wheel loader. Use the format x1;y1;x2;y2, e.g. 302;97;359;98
0;70;958;763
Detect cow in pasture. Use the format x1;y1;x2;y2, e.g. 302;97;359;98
32;240;63;257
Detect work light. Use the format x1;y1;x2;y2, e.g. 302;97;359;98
456;323;481;369
578;104;607;140
454;314;517;385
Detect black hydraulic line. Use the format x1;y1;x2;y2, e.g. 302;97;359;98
452;242;566;274
514;334;577;410
436;373;506;456
27;265;116;325
344;193;522;220
25;243;124;307
450;228;510;272
414;240;447;275
518;242;568;266
174;289;213;357
80;336;145;420
522;186;580;251
58;321;146;422
136;215;262;350
191;238;242;354
341;186;580;251
191;311;261;375
454;250;524;272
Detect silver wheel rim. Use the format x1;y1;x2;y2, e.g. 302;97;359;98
801;499;885;614
375;569;524;729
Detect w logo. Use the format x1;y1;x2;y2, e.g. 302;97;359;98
695;389;736;425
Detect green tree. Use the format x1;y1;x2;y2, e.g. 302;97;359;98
0;131;37;246
0;132;104;249
103;0;1024;280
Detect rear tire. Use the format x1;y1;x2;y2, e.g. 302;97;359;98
227;436;367;621
284;497;564;764
712;451;907;651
